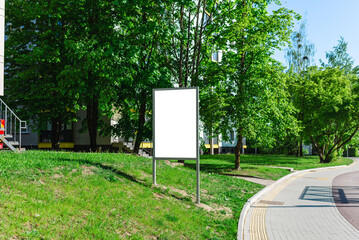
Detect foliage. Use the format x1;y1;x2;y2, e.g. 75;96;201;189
292;66;359;163
162;0;219;87
5;0;79;149
199;71;228;148
286;21;315;73
213;0;299;169
110;0;173;153
320;37;356;74
285;21;315;156
59;0;124;151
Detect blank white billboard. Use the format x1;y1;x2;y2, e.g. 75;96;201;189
153;88;198;159
0;2;4;96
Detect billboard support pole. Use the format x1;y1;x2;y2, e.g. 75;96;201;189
196;155;200;204
153;157;157;186
196;87;200;204
153;89;157;186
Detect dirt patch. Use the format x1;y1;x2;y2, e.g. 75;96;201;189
80;166;97;176
164;160;184;167
31;179;46;185
197;202;233;218
153;192;169;200
140;170;151;178
52;174;64;179
169;187;189;197
53;166;64;171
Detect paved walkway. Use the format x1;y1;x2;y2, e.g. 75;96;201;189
241;158;359;240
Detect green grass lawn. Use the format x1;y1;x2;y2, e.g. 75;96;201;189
0;151;352;239
187;154;353;180
0;151;263;239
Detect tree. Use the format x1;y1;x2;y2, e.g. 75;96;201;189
320;36;356;74
285;21;315;156
5;0;78;150
162;0;220;87
107;0;173;154
60;0;123;151
216;0;299;170
5;0;125;151
286;22;315;73
292;67;359;163
198;70;228;155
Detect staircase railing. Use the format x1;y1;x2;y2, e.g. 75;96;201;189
0;98;27;150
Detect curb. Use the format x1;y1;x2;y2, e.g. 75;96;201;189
236;158;357;240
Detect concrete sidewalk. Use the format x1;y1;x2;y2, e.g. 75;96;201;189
240;158;359;240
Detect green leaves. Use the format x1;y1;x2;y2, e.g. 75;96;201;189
291;66;359;162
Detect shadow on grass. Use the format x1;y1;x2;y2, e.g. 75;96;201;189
56;157;192;202
56;157;150;187
201;154;315;166
184;162;233;173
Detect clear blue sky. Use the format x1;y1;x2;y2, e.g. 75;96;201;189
269;0;359;67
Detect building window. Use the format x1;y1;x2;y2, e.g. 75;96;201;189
230;131;234;141
39;122;73;143
212;51;219;62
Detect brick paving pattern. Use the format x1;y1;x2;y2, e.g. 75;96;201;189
242;158;359;240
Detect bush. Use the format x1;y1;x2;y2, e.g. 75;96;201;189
327;150;338;162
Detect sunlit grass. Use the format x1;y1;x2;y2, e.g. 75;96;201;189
0;151;263;239
0;151;351;239
183;154;353;180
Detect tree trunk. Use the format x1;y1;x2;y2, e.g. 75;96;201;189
317;146;329;163
209;137;214;155
86;95;99;152
51;118;62;151
133;92;146;154
209;128;214;155
235;134;242;170
320;155;329;163
299;136;303;157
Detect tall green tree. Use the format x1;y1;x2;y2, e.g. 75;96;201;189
198;71;228;155
60;0;123;151
320;36;357;74
162;0;219;87
292;67;359;163
5;0;78;150
109;0;173;154
286;22;315;73
217;0;299;169
285;21;315;156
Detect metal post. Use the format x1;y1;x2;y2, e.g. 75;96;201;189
196;156;200;204
4;107;7;135
196;87;200;204
19;122;22;150
153;157;156;186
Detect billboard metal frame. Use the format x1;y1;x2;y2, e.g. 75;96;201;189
152;87;200;203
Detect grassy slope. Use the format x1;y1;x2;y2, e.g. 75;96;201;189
0;151;263;239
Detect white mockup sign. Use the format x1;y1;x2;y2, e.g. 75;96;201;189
152;87;200;203
153;88;198;159
0;1;4;96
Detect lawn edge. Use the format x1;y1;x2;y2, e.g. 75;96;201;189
236;158;358;240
